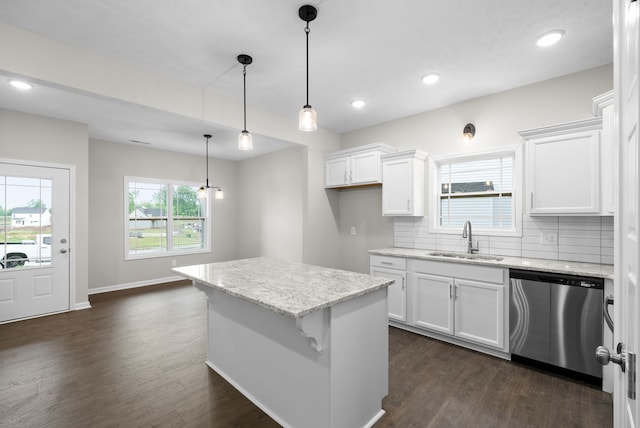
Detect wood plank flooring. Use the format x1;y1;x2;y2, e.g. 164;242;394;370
0;281;612;427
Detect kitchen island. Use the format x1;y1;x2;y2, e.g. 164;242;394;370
173;257;394;428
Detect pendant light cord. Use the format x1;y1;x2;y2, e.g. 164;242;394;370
305;24;310;107
243;66;247;132
205;135;210;188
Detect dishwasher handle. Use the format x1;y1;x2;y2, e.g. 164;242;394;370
604;295;614;332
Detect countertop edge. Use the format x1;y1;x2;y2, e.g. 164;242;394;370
368;248;614;280
173;263;395;319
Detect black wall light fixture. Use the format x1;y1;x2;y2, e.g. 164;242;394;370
463;123;476;143
298;4;318;132
197;134;224;200
237;54;254;151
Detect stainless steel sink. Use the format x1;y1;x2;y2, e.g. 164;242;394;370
427;251;504;262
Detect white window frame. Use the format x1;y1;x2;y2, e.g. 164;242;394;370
124;176;210;260
428;145;523;237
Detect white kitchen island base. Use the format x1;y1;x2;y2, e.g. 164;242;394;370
194;282;388;428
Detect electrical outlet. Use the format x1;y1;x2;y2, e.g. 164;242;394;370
350;226;357;236
539;232;558;245
171;259;177;267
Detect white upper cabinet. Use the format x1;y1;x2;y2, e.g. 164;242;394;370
592;90;615;215
520;117;603;215
324;143;397;188
381;149;427;216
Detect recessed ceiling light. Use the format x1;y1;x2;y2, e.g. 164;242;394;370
536;30;565;47
421;73;440;85
9;80;33;90
351;99;366;109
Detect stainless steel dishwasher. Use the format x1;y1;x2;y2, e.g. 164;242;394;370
509;269;603;378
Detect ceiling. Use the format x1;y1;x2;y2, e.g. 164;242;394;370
0;0;613;160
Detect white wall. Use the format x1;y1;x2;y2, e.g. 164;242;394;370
337;64;614;273
0;109;90;305
237;147;304;262
88;139;237;289
1;21;345;278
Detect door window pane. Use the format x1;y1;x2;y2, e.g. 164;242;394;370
0;176;52;269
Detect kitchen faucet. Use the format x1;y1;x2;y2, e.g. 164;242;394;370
462;220;479;254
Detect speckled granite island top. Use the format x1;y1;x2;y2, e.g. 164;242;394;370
172;257;394;319
369;247;614;279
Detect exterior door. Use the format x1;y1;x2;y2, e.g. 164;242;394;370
0;162;70;323
614;0;639;426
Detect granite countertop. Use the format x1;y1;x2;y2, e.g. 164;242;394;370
369;247;614;280
173;257;394;319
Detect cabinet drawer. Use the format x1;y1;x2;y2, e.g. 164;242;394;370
370;255;407;270
411;259;505;284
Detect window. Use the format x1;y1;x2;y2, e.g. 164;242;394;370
429;146;521;236
125;177;208;259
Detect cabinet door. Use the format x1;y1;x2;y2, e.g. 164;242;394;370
412;273;453;335
382;158;412;215
350;151;380;184
371;266;406;322
454;279;504;349
527;131;600;214
325;157;349;187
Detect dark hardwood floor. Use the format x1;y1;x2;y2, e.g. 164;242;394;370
1;281;612;427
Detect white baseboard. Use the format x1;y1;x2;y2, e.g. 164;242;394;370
88;275;185;295
74;301;92;310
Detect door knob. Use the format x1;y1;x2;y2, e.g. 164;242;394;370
60;248;68;254
595;344;626;372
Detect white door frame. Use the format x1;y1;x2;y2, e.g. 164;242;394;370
613;0;640;426
0;157;77;316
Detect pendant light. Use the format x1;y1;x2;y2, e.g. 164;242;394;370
298;4;318;132
237;54;254;150
197;134;224;200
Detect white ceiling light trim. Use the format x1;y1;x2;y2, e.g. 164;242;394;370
351;99;366;109
9;80;33;90
421;73;440;85
536;30;565;47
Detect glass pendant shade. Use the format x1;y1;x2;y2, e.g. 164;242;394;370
215;189;224;200
197;185;207;199
238;130;253;150
299;105;317;131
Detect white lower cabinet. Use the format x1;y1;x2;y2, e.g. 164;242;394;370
370;255;509;355
411;272;505;350
453;278;505;349
412;273;453;334
410;260;507;352
370;255;407;322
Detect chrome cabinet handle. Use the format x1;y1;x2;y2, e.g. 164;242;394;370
60;248;68;254
530;192;534;210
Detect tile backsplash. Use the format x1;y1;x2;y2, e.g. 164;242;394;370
394;216;614;265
